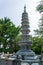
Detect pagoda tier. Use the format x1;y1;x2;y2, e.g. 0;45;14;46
21;30;30;34
21;34;30;42
21;20;29;24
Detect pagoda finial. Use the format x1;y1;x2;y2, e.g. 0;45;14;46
24;5;26;12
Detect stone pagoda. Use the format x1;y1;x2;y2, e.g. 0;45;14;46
20;6;31;50
16;6;35;60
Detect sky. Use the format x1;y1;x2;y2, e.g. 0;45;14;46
0;0;41;36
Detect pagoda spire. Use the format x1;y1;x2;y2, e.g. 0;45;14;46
24;5;26;12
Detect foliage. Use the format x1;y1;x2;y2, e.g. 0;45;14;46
36;4;43;13
0;17;21;53
34;16;43;37
30;37;43;54
33;0;43;54
42;47;43;53
34;0;43;37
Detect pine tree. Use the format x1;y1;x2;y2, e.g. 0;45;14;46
0;17;21;53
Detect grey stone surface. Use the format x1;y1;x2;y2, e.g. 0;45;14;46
0;59;17;65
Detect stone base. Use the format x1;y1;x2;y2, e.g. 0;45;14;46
16;49;36;60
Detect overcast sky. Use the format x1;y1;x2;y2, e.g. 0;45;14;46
0;0;41;35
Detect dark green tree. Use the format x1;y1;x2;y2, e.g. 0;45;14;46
36;0;43;13
0;17;21;53
30;37;43;54
33;0;43;54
